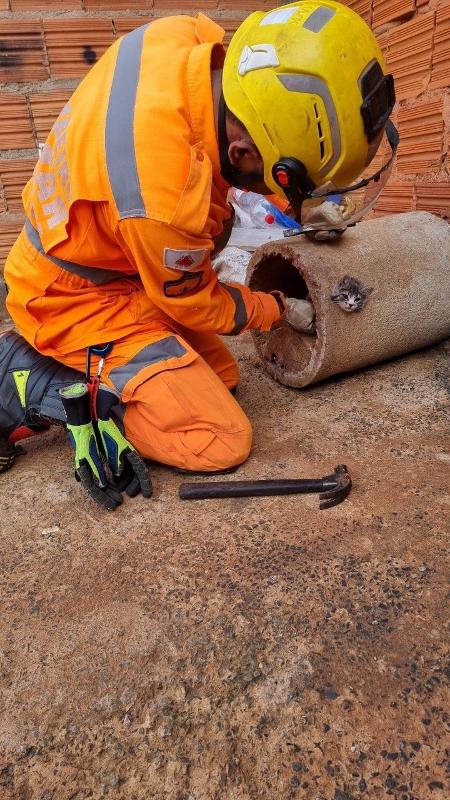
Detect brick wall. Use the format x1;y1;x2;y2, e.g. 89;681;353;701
0;0;448;268
341;0;449;218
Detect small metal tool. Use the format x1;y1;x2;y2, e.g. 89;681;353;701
179;464;352;510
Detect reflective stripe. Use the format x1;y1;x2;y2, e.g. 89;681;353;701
25;219;130;285
260;7;298;26
221;283;248;335
108;337;187;393
106;24;148;219
303;7;336;33
278;73;341;178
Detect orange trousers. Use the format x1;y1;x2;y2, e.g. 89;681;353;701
5;229;253;472
54;327;252;473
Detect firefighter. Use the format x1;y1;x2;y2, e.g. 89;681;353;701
0;2;397;508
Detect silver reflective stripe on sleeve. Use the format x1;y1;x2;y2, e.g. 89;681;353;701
25;219;130;285
221;283;248;335
105;24;148;219
108;337;187;393
278;73;341;178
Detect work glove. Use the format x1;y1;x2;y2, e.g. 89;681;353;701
302;196;356;242
285;297;316;334
212;246;251;285
60;382;124;510
95;386;152;500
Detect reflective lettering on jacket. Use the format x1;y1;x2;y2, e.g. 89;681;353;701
32;102;71;234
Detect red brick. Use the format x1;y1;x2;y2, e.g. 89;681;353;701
372;0;415;29
219;0;273;8
0;94;35;150
0;219;24;269
0;159;36;213
374;182;415;213
84;0;150;8
29;90;73;144
0;0;9;8
415;184;450;217
382;12;434;100
114;16;154;35
338;0;372;24
43;18;114;79
396;98;444;174
11;0;81;9
430;0;450;90
0;20;48;84
153;0;217;7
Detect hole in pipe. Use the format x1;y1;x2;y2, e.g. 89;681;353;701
249;255;310;299
249;255;316;347
249;254;317;374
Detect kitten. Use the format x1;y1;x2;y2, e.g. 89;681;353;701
331;275;373;312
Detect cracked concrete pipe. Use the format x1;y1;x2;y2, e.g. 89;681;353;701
247;212;450;388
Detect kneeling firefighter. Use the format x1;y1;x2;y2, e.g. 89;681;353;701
0;1;397;508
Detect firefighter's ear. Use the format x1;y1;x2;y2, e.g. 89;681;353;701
228;137;262;173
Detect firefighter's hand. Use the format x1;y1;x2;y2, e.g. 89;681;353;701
60;383;123;510
302;197;355;242
285;297;316;334
96;387;152;499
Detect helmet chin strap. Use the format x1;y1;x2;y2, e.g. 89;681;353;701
218;94;265;188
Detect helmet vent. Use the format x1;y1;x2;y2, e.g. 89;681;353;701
314;103;326;163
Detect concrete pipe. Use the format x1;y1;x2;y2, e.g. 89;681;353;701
247;212;450;388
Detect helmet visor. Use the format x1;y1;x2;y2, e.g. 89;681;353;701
286;121;399;235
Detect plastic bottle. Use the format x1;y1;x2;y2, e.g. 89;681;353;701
231;189;277;228
268;204;302;230
231;189;304;231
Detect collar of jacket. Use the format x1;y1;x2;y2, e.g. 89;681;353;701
187;14;229;195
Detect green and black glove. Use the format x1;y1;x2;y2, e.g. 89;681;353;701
59;382;124;510
95;386;152;499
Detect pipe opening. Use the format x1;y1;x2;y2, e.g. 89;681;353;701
248;253;318;380
248;255;310;301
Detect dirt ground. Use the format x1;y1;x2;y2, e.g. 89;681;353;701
0;333;449;800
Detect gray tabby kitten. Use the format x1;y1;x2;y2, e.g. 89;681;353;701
331;275;373;312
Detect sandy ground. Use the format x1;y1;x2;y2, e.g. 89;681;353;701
0;333;449;800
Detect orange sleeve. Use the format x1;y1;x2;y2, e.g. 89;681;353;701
116;217;281;335
265;193;291;212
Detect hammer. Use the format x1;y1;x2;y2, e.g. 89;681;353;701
179;464;351;510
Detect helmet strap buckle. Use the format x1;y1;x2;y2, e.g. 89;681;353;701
272;157;316;222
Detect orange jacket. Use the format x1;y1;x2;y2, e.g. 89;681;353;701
13;13;280;349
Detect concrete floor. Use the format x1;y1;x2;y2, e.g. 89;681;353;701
0;333;449;800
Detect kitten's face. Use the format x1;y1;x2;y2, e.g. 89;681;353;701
331;276;373;312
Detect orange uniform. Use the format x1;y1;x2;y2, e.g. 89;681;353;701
4;14;282;471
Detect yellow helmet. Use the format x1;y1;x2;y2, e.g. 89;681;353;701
222;1;396;207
